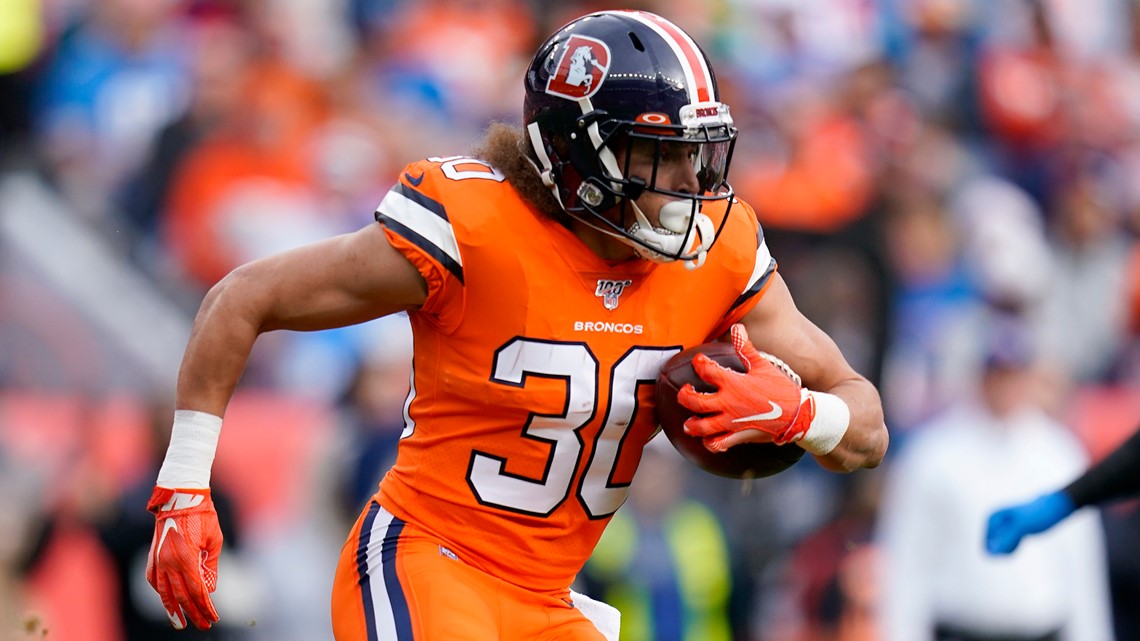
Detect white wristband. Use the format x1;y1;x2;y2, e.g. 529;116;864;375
570;590;620;641
156;410;222;489
798;391;850;456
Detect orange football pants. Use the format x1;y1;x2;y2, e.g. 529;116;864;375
331;501;607;641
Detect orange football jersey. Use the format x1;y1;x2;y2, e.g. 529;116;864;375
372;155;775;592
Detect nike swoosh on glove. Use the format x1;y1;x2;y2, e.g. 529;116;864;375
677;323;815;452
146;486;222;630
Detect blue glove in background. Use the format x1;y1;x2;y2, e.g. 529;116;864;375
985;491;1076;555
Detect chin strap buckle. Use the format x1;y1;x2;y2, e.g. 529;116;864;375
578;182;606;207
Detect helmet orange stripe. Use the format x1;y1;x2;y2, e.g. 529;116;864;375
624;11;714;103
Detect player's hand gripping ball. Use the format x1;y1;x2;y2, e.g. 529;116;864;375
655;342;805;479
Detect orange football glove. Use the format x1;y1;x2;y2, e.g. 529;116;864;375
678;324;815;452
146;486;222;630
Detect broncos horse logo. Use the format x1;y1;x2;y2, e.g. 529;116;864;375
546;35;611;100
566;46;598;92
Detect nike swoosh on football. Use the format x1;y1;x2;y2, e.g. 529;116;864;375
404;171;425;186
731;401;782;423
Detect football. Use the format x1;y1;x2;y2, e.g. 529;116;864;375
655;342;806;479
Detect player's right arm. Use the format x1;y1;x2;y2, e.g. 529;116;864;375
177;222;427;416
148;222;426;630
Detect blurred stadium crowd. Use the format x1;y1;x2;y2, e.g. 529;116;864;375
2;0;1140;639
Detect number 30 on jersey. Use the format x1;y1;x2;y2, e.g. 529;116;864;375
467;338;679;519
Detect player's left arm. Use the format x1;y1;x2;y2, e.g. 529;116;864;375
685;272;888;472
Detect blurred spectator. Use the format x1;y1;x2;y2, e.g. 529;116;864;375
159;42;331;289
878;186;981;433
974;0;1134;202
984;0;1132;61
949;175;1053;314
384;0;533;123
779;472;882;641
975;0;1067;158
881;0;984;133
717;0;883;97
1039;166;1134;383
119;6;256;274
876;316;1115;641
735;85;878;235
354;0;534;146
32;0;190;219
1101;1;1140;142
580;437;750;641
781;244;888;387
705;462;858;641
879;172;1057;435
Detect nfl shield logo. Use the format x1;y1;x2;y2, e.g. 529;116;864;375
595;279;632;310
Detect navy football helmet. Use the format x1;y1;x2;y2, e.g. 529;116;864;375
523;10;737;269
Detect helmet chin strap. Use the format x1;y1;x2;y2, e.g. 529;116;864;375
627;200;714;270
526;122;566;209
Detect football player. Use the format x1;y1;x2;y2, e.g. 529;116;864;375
145;10;888;640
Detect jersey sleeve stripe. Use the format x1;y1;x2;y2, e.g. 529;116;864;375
392;182;450;221
375;184;464;284
730;237;775;311
378;216;465;284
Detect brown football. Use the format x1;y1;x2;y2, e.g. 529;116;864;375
655;342;806;479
